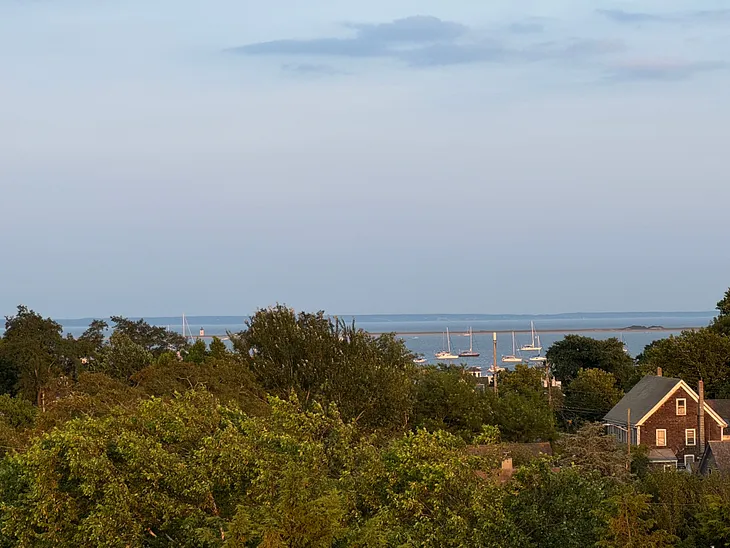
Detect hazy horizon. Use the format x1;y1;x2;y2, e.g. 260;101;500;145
2;0;728;318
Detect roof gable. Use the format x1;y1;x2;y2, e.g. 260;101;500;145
706;441;730;471
604;375;681;426
707;400;730;423
603;375;728;428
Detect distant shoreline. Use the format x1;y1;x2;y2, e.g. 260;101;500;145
371;326;702;336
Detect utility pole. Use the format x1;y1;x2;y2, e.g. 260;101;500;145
492;332;498;396
627;408;631;469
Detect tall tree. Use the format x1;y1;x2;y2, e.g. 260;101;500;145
229;306;415;430
547;335;635;387
710;287;730;336
637;328;730;398
109;316;187;356
411;365;494;441
0;306;66;407
94;332;153;382
564;369;624;424
596;491;678;547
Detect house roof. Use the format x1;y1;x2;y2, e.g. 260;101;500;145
604;375;728;428
604;375;682;426
707;400;730;424
648;448;677;462
706;441;730;471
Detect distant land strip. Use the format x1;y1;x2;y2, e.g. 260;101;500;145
368;326;703;336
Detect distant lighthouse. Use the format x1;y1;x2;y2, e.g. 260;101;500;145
199;328;205;337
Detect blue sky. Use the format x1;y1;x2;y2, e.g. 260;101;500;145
1;0;728;318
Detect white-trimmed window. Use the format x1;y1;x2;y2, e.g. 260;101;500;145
686;429;696;446
684;454;695;467
656;429;667;447
676;398;687;416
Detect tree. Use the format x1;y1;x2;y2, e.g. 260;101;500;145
93;332;153;382
507;461;616;548
133;355;267;416
596;491;678;547
0;306;67;407
555;423;633;482
710;287;730;336
637;328;730;398
499;363;544;397
109;316;187;356
354;429;524;547
411;365;494;441
547;335;635;387
229;306;415;430
494;390;556;443
209;337;228;360
75;320;108;365
184;339;208;364
564;369;624;424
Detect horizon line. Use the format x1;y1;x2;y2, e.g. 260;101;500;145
39;309;717;323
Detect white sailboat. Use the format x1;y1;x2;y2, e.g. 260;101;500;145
435;327;458;360
520;321;542;352
459;327;480;358
502;331;524;363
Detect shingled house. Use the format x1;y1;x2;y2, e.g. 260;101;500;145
603;369;727;470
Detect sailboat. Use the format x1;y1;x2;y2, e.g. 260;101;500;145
435;328;458;360
520;321;542;352
458;327;480;358
502;331;524;363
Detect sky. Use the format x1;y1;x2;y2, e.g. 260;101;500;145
1;0;729;318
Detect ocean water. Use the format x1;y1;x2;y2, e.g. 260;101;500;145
46;311;715;374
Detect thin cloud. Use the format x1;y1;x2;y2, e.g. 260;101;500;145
597;9;665;23
231;15;467;58
345;16;467;43
232;15;626;70
598;8;730;24
282;63;348;76
605;59;726;82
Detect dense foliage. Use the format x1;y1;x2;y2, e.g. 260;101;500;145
0;289;729;546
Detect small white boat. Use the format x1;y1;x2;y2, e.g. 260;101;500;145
413;356;428;365
529;355;547;363
502;331;524;363
435;328;458;360
520;322;542;352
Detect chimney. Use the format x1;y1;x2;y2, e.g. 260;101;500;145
657;367;662;377
698;380;705;454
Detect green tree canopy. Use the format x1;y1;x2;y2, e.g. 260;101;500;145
229;306;415;430
109;316;188;356
564;369;624;424
637;328;730;398
0;306;68;406
710;287;730;336
411;365;494;441
546;335;635;387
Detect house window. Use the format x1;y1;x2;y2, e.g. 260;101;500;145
663;463;676;471
656;429;667;447
684;454;695;468
676;398;687;416
686;429;696;446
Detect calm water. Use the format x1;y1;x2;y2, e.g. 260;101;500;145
45;311;714;374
